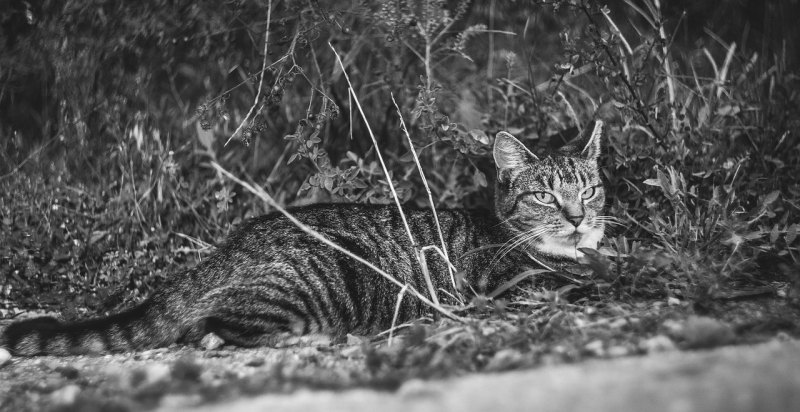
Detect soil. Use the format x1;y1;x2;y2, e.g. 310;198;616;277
176;338;800;412
1;293;799;411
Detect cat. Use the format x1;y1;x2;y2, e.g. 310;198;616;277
1;122;607;356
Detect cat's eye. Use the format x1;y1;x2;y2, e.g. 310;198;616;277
531;191;556;204
581;187;597;201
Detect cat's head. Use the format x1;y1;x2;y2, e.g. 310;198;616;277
493;121;606;261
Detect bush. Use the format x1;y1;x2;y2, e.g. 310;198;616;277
1;0;798;316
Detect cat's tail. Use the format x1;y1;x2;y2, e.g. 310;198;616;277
0;297;188;356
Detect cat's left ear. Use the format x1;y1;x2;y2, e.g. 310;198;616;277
580;120;603;162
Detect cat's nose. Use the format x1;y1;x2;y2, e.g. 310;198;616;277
565;215;584;227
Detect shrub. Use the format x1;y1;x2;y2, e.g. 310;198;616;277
1;0;798;315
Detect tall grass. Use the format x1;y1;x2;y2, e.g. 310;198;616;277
1;0;797;329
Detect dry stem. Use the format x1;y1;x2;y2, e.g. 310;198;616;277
329;43;441;306
210;162;461;322
390;93;459;301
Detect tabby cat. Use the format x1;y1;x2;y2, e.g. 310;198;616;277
1;123;606;356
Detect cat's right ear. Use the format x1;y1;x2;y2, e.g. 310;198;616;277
494;132;538;174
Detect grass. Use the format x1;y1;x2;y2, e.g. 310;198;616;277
1;0;800;408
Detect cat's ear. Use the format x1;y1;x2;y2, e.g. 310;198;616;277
580;120;603;162
494;131;538;172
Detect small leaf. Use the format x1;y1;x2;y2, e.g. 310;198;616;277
762;190;780;207
786;224;797;245
474;170;487;187
196;126;215;152
579;248;611;280
642;178;660;187
89;231;107;245
743;231;763;241
399;151;415;162
698;105;709;126
716;105;740;116
468;129;490;145
657;168;673;195
770;224;780;244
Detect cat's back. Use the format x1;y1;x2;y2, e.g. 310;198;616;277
221;203;496;256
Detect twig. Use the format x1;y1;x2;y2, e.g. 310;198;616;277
226;0;273;146
388;284;409;347
600;6;633;56
488;268;550;299
578;4;663;143
391;93;459;301
419;245;460;273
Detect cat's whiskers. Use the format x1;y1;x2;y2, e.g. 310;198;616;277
491;225;551;266
485;227;540;267
593;215;623;227
497;224;549;256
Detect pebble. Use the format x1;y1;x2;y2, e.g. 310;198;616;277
607;346;630;357
640;335;677;353
484;348;523;371
584;339;606;357
131;363;171;387
340;344;363;358
49;384;81;405
201;333;225;350
0;348;11;367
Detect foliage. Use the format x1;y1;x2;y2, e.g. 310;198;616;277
1;0;799;383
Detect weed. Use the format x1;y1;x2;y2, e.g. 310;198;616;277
1;0;799;384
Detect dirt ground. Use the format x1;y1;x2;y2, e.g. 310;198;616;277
0;336;370;411
2;295;799;411
3;334;799;412
176;338;800;412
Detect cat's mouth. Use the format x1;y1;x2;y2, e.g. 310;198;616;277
555;226;586;239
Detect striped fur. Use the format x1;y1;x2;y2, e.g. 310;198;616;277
1;126;606;356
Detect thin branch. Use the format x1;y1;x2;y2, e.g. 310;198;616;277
579;4;663;143
600;6;633;56
226;0;273;146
